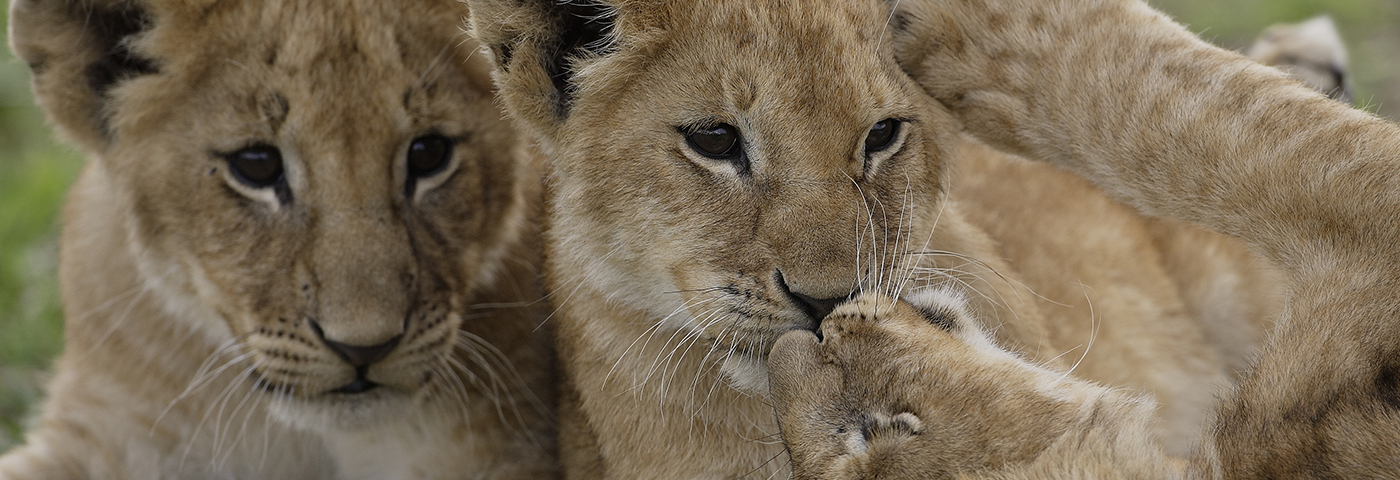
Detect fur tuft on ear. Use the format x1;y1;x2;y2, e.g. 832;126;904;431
9;0;159;153
465;0;615;136
546;2;616;113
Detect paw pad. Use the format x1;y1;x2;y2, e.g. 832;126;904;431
861;411;925;443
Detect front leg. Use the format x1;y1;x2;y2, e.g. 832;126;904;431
892;0;1400;270
770;326;954;480
769;290;1178;479
768;331;855;480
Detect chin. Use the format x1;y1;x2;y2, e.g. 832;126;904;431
720;352;771;395
269;388;418;433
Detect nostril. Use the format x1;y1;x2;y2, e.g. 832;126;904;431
307;320;403;367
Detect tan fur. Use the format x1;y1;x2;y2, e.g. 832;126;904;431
462;1;1280;477
769;290;1180;480
892;1;1400;475
1248;16;1352;104
2;1;556;478
763;0;1400;476
950;140;1279;447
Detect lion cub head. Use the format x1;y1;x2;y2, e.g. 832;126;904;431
468;0;962;391
11;0;532;429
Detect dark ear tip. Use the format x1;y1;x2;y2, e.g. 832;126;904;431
9;0;159;148
492;43;514;71
542;1;618;118
23;56;50;76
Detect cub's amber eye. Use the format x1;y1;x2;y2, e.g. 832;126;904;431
685;124;742;159
227;145;284;188
407;134;453;178
864;119;901;155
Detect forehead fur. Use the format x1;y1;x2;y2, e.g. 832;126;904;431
581;0;897;82
107;0;486;142
567;0;911;135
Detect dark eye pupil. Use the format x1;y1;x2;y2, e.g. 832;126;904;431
687;124;740;158
865;119;899;154
228;146;284;187
407;135;452;177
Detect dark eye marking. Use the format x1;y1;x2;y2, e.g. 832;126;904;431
864;119;901;156
227;145;284;188
223;144;291;205
1377;362;1400;411
404;134;456;198
407;134;453;178
681;123;749;175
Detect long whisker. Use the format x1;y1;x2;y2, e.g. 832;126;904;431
605;295;720;389
76;277;157;360
156;335;252;431
456;329;550;419
640;304;724;393
874;0;904;57
1059;283;1100;379
536;246;623;331
650;306;726;404
181;362;257;471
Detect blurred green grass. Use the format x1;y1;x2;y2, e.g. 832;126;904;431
1;1;84;452
0;0;1397;457
0;0;83;453
1149;0;1400;119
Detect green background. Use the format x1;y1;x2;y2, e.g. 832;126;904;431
1;0;1397;454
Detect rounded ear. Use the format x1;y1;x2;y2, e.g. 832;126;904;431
464;0;616;139
1247;16;1353;104
9;0;159;154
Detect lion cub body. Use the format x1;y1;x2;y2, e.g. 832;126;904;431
764;0;1400;477
463;0;1278;477
2;0;555;478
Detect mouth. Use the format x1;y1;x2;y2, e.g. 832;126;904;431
333;374;379;395
772;270;856;340
774;270;828;322
250;366;394;398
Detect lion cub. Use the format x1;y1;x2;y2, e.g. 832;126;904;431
803;0;1400;476
2;0;555;478
462;0;1279;477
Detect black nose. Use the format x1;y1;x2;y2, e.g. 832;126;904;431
309;321;403;367
324;337;401;367
775;270;852;321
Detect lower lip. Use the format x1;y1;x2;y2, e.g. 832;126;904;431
334;378;379;394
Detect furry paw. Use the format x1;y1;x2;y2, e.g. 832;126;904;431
844;412;925;455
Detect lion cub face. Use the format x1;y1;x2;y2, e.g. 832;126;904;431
473;0;957;391
13;0;526;428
